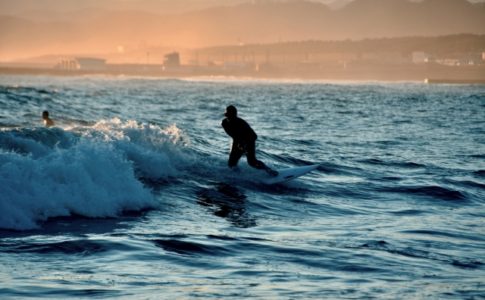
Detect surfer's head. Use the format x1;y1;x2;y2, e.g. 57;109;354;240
42;111;49;119
225;105;237;119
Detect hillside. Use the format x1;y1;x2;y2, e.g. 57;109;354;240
1;0;484;61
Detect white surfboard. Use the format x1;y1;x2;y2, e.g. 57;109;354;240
262;164;319;185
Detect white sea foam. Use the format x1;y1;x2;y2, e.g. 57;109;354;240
0;119;190;230
88;118;192;178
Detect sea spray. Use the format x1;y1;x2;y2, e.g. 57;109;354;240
88;118;192;178
0;119;191;230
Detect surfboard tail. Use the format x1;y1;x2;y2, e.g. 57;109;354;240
263;164;319;184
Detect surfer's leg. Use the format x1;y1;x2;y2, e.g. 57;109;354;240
228;143;244;168
245;141;264;168
246;142;278;176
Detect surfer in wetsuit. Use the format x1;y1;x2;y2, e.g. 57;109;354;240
42;110;54;127
222;105;278;176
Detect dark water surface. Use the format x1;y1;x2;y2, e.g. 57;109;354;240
0;75;484;299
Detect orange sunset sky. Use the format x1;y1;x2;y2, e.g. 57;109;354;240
1;0;484;62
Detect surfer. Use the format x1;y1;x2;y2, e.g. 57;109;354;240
222;105;278;176
42;110;54;127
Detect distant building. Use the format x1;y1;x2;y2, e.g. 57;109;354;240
412;52;430;64
436;59;461;66
75;57;106;70
54;58;79;70
435;52;483;66
164;52;180;69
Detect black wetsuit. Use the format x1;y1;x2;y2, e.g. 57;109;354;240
222;116;268;170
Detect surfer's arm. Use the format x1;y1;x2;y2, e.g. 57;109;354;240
44;119;54;127
222;119;236;139
241;120;257;141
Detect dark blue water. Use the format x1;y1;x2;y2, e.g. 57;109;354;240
0;75;484;299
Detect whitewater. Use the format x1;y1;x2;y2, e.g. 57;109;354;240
0;75;484;299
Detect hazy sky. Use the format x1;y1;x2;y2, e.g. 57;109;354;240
1;0;481;15
1;0;484;62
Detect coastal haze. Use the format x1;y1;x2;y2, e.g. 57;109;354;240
1;0;485;64
1;0;485;82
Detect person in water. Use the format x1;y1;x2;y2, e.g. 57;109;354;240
42;110;54;127
222;105;278;176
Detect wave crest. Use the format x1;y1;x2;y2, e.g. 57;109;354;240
0;119;191;230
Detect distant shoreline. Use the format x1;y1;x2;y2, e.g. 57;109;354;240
1;65;484;85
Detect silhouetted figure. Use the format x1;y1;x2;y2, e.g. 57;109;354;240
222;105;277;176
42;111;54;127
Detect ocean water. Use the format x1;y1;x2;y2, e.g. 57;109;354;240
0;75;484;299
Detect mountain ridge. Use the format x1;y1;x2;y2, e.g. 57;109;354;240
1;0;484;61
